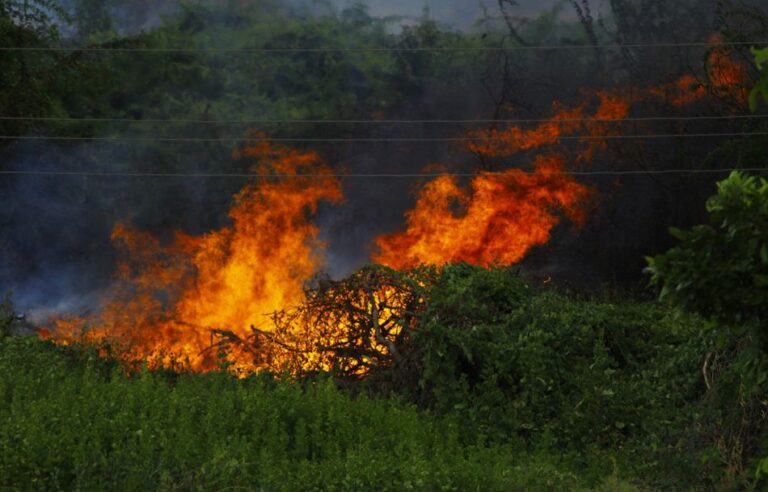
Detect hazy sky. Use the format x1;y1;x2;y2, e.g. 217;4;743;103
331;0;570;30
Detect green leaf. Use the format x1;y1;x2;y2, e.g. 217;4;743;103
750;47;768;111
752;47;768;70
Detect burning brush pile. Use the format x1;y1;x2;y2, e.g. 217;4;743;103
39;134;591;378
38;40;749;378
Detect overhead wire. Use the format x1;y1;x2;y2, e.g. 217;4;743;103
0;41;766;53
0;168;766;178
0;131;766;143
1;38;765;177
0;114;767;125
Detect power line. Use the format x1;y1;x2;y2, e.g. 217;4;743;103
0;168;766;178
0;41;765;53
1;114;766;125
0;132;766;143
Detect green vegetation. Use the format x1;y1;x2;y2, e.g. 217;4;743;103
415;266;707;453
647;172;768;354
750;47;768;111
648;171;768;488
0;270;715;491
1;336;644;491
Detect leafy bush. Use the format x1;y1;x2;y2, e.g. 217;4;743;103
647;172;768;381
647;172;768;325
750;47;768;111
0;269;718;489
647;171;768;487
412;264;708;456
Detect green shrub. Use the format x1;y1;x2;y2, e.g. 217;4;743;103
750;47;768;111
412;264;707;455
647;172;768;336
647;171;768;394
0;266;722;490
647;171;768;487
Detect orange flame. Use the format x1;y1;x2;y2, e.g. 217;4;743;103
706;35;750;105
40;36;751;374
373;36;749;270
373;156;591;269
45;138;342;373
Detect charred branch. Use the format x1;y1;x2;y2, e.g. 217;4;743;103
569;0;602;66
497;0;529;47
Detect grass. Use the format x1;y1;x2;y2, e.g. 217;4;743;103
0;336;649;491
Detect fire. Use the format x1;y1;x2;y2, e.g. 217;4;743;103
373;156;591;269
651;36;749;108
465;105;585;157
39;36;750;375
259;266;429;378
44;137;342;373
465;90;634;160
373;37;749;269
706;35;750;105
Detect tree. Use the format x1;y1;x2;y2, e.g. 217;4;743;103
211;265;431;382
0;0;66;143
646;172;768;484
73;0;112;39
0;0;66;36
646;172;768;339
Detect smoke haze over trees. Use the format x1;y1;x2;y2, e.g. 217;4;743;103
0;0;766;319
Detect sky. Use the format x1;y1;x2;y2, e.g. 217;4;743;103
55;0;574;35
333;0;570;31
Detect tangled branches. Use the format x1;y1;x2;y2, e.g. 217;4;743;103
210;265;435;381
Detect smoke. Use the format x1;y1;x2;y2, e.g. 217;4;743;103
2;0;762;322
56;0;572;36
0;138;241;317
347;0;570;31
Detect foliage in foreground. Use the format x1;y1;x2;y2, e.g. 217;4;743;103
414;265;707;447
647;171;768;487
2;272;721;490
0;336;648;491
205;261;711;488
